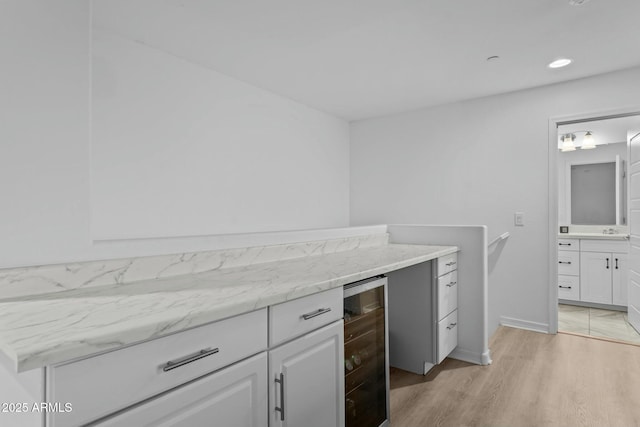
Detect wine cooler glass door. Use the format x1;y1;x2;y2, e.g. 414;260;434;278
343;278;388;427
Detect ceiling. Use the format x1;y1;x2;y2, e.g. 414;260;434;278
93;0;640;121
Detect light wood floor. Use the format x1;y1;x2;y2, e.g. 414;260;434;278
389;326;640;427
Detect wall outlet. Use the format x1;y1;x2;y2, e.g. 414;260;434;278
514;212;524;226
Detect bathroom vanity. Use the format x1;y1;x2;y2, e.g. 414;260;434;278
558;233;629;307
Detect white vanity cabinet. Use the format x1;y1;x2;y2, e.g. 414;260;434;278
558;237;629;307
268;288;345;427
557;238;580;301
580;240;628;305
387;252;459;375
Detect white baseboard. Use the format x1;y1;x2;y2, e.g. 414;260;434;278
449;347;491;366
499;316;549;334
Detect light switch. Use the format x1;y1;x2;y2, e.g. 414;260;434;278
514;212;524;226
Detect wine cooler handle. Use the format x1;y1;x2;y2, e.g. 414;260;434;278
275;373;285;421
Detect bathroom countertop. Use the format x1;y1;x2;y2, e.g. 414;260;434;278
0;243;457;372
558;233;629;240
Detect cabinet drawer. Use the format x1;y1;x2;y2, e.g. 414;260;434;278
437;252;458;277
269;288;343;347
558;238;579;252
437;310;458;364
48;308;268;427
437;270;458;320
558;275;580;301
558;250;580;276
580;239;629;254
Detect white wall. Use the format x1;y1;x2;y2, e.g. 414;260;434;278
558;142;627;225
91;30;349;240
0;1;350;268
350;66;640;335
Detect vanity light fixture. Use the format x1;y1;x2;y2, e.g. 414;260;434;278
581;131;596;149
560;134;576;152
559;131;596;151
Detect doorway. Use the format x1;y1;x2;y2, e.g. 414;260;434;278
549;110;640;343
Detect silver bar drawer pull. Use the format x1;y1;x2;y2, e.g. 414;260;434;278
446;322;457;330
558;261;572;265
275;373;285;421
559;243;572;246
445;261;457;267
302;307;332;320
446;281;457;287
162;348;219;372
559;285;572;289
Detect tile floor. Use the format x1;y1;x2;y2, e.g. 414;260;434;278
558;304;640;344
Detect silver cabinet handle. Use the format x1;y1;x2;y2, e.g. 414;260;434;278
558;261;572;265
559;243;572;246
275;373;285;421
446;281;457;287
615;258;619;270
606;258;610;269
559;285;572;289
302;307;331;320
446;322;457;330
445;261;457;267
162;347;219;372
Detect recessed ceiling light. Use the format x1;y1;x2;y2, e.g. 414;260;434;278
548;58;572;69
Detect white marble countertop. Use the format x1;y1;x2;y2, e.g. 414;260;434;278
558;233;629;240
0;243;456;372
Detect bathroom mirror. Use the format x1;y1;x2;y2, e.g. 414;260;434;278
571;161;617;225
564;155;626;226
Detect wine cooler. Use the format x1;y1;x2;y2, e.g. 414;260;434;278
343;276;389;427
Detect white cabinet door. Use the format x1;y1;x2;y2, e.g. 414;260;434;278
95;353;268;427
269;321;344;427
612;253;628;306
580;252;612;304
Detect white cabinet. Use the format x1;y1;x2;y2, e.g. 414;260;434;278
435;254;458;364
579;239;629;306
269;288;343;347
38;288;347;427
558;238;628;307
48;309;268;427
557;239;580;302
387;252;459;375
580;252;614;304
94;352;268;427
268;321;345;427
581;251;628;305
